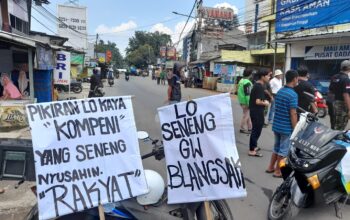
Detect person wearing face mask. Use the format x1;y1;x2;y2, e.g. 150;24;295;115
328;60;350;130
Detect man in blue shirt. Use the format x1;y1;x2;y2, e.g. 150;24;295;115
266;70;299;177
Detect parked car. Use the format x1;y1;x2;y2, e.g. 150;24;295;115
309;80;330;96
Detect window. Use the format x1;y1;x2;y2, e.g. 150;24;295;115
10;14;29;34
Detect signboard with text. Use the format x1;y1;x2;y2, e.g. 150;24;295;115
26;97;148;220
58;5;88;50
305;44;350;60
276;0;350;33
54;51;71;85
202;7;234;21
157;94;246;204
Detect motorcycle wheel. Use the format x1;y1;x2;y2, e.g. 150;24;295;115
211;200;234;220
197;200;234;220
72;86;82;93
268;186;299;220
317;108;327;118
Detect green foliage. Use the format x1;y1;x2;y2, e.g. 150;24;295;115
95;40;125;68
126;31;172;67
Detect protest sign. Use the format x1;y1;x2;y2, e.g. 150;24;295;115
26;96;148;220
157;93;246;204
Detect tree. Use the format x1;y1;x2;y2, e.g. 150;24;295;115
95;40;125;68
125;31;172;67
126;44;155;69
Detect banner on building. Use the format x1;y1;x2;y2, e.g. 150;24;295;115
97;53;106;63
276;0;350;33
36;45;54;70
54;51;71;85
160;46;166;58
214;64;235;76
26;96;148;220
157;94;247;204
166;47;176;60
305;44;350;60
58;5;88;50
106;50;112;63
202;7;234;21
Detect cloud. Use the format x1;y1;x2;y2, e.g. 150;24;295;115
150;23;173;35
95;20;137;34
214;2;239;15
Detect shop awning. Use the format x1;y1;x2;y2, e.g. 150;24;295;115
0;31;37;47
275;31;350;43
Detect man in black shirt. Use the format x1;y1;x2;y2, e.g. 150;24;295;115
294;66;317;114
328;60;350;130
248;68;271;157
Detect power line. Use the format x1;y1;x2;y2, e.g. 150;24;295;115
175;0;197;47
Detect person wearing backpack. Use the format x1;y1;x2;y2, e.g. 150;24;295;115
167;63;182;104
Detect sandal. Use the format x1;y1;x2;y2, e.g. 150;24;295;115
273;173;283;178
240;129;251;134
255;147;261;152
265;169;274;173
248;152;263;157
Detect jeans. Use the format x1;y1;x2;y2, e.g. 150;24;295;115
249;111;264;151
273;132;291;157
268;99;275;123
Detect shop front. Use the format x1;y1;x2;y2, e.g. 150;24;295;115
282;34;350;94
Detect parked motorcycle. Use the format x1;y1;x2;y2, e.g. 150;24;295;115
54;81;83;94
315;90;327;118
268;112;349;220
103;131;234;220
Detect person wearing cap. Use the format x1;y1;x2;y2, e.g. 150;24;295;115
268;69;284;124
328;60;350;130
294;66;318;115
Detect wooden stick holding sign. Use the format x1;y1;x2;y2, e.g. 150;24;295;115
98;205;105;220
204;201;213;220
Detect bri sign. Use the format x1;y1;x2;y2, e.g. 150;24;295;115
54;51;71;85
305;44;350;60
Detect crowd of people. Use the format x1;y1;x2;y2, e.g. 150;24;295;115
237;60;350;178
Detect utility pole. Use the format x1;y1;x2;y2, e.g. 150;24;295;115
95;33;99;60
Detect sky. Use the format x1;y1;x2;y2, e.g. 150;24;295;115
31;0;246;56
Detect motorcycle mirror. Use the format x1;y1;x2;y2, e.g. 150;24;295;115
137;131;149;140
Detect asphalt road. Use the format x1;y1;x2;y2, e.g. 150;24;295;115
102;75;350;220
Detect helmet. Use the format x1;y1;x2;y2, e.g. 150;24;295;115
136;170;165;205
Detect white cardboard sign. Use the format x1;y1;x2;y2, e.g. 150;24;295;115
26;96;148;220
157;93;247;204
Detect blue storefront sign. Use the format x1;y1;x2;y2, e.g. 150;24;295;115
276;0;350;33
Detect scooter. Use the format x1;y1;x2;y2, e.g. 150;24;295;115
315;89;328;118
108;78;114;87
88;86;105;98
103;131;234;220
268;112;350;220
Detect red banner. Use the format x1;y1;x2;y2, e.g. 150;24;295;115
106;50;112;63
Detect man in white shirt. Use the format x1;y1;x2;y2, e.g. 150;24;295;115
268;69;283;123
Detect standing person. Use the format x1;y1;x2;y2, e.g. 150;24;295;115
248;68;271;157
237;69;253;134
294;66;318;115
268;69;283;124
266;70;298;177
160;68;166;85
155;67;161;85
167;63;182;104
328;60;350;130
